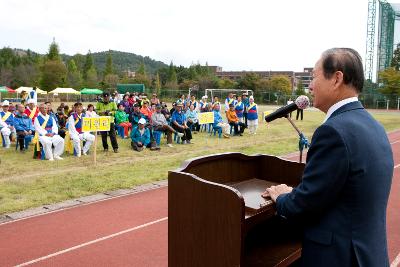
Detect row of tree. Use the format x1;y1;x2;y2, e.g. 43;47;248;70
1;40;399;95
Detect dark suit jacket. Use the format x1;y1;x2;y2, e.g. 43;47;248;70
276;101;393;267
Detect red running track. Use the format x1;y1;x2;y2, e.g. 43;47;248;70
0;131;399;267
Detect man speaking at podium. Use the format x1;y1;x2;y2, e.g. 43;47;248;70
263;48;393;267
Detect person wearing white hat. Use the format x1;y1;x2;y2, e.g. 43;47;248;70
34;103;64;160
0;100;14;148
130;118;151;152
24;98;39;124
199;95;209;112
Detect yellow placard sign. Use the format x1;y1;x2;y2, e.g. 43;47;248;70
263;110;273;118
198;112;214;124
82;117;111;132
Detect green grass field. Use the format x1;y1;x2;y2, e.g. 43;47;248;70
0;107;399;215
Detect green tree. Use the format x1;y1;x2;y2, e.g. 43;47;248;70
270;75;292;94
103;74;119;90
40;60;67;91
238;73;260;91
295;80;306;95
154;72;161;95
84;66;98;88
137;61;146;76
391;43;400;71
167;61;178;89
83;51;94;81
378;67;400;95
67;59;82;89
133;73;151;89
217;78;237;89
104;51;114;76
47;39;61;61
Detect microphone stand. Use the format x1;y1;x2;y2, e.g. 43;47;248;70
285;115;309;163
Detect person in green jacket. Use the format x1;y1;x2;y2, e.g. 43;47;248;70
115;104;132;138
96;92;119;153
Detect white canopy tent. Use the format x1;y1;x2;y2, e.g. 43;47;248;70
49;88;80;94
15;87;47;94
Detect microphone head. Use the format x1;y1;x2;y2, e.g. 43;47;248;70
295;95;310;110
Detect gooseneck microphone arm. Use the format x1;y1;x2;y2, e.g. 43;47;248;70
285;115;309;163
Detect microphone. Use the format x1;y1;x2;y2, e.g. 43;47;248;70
265;95;309;123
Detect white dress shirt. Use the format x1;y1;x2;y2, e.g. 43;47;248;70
323;97;358;123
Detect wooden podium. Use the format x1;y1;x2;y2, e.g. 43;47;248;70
168;153;305;267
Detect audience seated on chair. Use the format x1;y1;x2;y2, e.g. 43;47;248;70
171;102;193;144
212;103;230;138
185;104;200;132
152;104;183;148
227;104;246;136
0;100;15;148
67;102;95;157
33;103;64;161
115;103;132;138
24;99;39;124
13;103;34;151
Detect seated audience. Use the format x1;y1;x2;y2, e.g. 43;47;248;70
0;100;14;148
115;103;132;137
227;103;245;136
14;104;35;151
152;104;183;147
185;104;200;132
67;102;95;157
212;103;230;138
131;118;159;151
34;103;64;160
85;104;98;117
171;102;192;144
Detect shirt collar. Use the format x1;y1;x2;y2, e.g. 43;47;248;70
323;97;358;123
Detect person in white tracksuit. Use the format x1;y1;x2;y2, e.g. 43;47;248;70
0;100;14;148
34;103;64;161
67;102;95;157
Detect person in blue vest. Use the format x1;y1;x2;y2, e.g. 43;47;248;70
13;103;34;151
171;102;192;144
28;87;38;104
212;103;230;138
67;103;95;157
224;92;235;114
0;100;15;148
263;48;394;267
234;95;245;123
34;103;64;160
247;96;258;134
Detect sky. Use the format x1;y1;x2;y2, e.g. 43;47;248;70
0;0;398;72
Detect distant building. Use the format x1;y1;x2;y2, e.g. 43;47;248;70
208;66;313;92
122;69;136;78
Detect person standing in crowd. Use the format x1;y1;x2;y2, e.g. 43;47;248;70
227;103;245;136
85;104;98;118
171;102;192;144
0;100;14;148
189;95;199;111
224;92;235;114
14;104;34;152
235;95;245;123
34;103;64;160
96;92;119;153
263;48;394;266
247;96;258;134
68;103;95;157
199;95;209;112
287;98;294;118
152;104;183;147
28;87;38;104
242;93;249;127
115;103;132;138
296;103;304;120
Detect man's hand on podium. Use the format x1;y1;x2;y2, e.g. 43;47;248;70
261;184;293;202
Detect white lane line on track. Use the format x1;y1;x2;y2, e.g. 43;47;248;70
15;217;168;267
391;140;400;145
391;252;400;267
395;164;400;169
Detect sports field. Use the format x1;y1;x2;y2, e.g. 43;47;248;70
0;106;399;215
